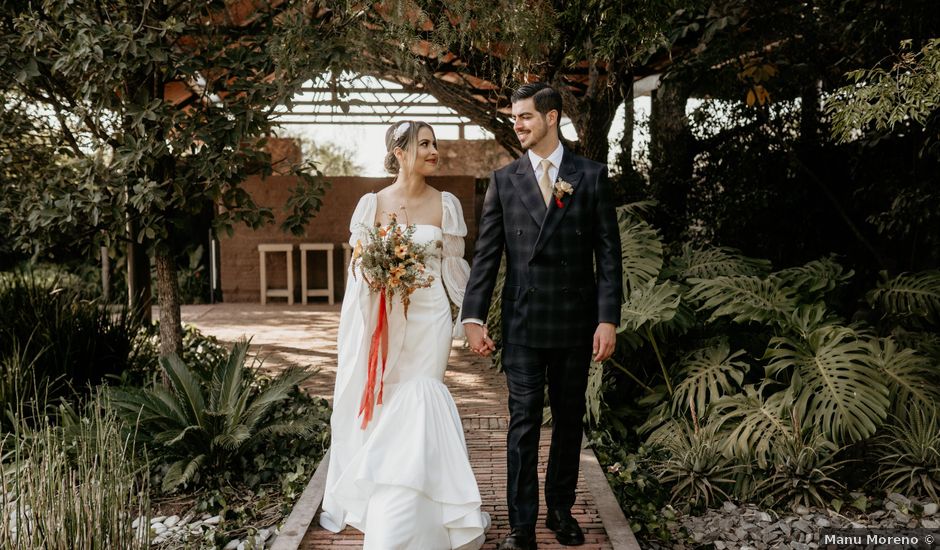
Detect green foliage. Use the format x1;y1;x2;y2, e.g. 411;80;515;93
867;337;940;419
664;243;771;280
710;385;791;470
0;394;149;548
0;270;146;427
868;271;940;324
828;39;940;144
108;341;316;493
875;409;940;501
765;326;889;443
687;275;797;326
756;428;845;509
649;420;736;511
670;341;748;417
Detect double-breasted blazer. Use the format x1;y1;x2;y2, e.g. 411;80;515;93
462;147;622;348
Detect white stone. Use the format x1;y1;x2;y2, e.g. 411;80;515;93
257;528;271;542
164;515;180;528
150;515;166;524
152;524;167;535
205;515;221;525
922;519;940;529
924;503;939;516
237;542;246;550
223;540;240;550
815;517;830;528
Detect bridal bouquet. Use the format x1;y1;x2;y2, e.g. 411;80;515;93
351;212;435;318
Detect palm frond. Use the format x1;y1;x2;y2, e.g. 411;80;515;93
868;270;940;323
766;326;890;442
671;342;749;417
162;455;206;493
687;275;797;326
210;339;249;413
160;354;206;427
665;243;771;280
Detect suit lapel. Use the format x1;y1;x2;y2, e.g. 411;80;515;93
508;155;548;226
531;148;583;259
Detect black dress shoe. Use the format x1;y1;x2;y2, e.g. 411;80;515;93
545;509;585;546
497;527;538;550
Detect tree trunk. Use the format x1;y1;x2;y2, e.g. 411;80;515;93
649;76;692;241
558;77;620;164
155;249;183;358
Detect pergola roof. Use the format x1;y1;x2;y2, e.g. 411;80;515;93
272;74;474;127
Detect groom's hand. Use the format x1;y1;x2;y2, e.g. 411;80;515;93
593;322;617;363
464;323;496;357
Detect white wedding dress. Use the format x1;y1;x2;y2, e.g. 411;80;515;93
319;191;488;550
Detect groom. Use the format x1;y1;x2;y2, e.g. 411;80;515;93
462;82;622;550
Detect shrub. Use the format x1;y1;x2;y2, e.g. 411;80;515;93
0;270;145;428
108;340;318;492
875;409;940;501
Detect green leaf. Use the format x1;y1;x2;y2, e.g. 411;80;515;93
671;342;749;417
765;326;890;442
868;270;940;323
618;279;681;333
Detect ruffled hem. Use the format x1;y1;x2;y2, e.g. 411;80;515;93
321;377;486;549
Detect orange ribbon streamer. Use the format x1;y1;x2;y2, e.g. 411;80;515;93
359;291;389;429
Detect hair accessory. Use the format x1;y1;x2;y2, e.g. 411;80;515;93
392;121;410;142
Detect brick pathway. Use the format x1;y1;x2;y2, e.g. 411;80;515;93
179;304;616;550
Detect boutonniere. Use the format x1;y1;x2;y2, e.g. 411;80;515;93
552;178;574;208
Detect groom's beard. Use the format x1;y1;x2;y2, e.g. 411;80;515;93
518;121;549;151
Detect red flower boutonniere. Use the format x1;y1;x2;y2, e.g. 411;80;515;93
552;178;574;208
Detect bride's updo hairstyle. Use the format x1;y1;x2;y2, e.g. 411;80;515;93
384;120;434;175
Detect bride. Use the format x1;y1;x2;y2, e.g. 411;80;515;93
319;120;490;549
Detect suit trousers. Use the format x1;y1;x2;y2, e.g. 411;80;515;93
502;342;592;529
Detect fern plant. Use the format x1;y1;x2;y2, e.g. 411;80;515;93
108;340;315;492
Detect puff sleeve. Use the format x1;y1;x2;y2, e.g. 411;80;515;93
441;192;471;338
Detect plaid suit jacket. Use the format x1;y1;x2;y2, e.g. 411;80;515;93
462;147;622;348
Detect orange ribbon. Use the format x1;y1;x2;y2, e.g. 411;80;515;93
359;291;389;429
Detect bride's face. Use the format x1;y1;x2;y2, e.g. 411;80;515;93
398;126;439;176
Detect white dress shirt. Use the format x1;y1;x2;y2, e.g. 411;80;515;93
463;141;565;327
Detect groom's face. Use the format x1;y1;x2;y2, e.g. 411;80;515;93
511;98;555;151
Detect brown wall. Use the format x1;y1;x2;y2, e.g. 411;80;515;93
436;139;514;179
219;176;478;302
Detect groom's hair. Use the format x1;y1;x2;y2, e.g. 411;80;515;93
511;83;562;127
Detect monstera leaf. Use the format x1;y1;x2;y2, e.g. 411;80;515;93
665;243;771;280
868;337;940;418
773;255;854;295
619;217;663;295
687;275;798;326
618;279;681;333
868;270;940;323
616;200;658;222
671;342;749;416
765;325;890;443
710;385;792;469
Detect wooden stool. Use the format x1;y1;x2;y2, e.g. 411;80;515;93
258;244;294;305
300;243;335;305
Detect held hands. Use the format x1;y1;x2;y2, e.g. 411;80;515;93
593;322;617;363
464;323;496;357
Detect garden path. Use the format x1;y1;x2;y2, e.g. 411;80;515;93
178;303;638;550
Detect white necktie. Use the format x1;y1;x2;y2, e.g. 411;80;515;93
538;159;553;207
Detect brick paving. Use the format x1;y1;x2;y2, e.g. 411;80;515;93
180;304;616;550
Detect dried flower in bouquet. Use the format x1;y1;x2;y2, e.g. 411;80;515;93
351;212;435;318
